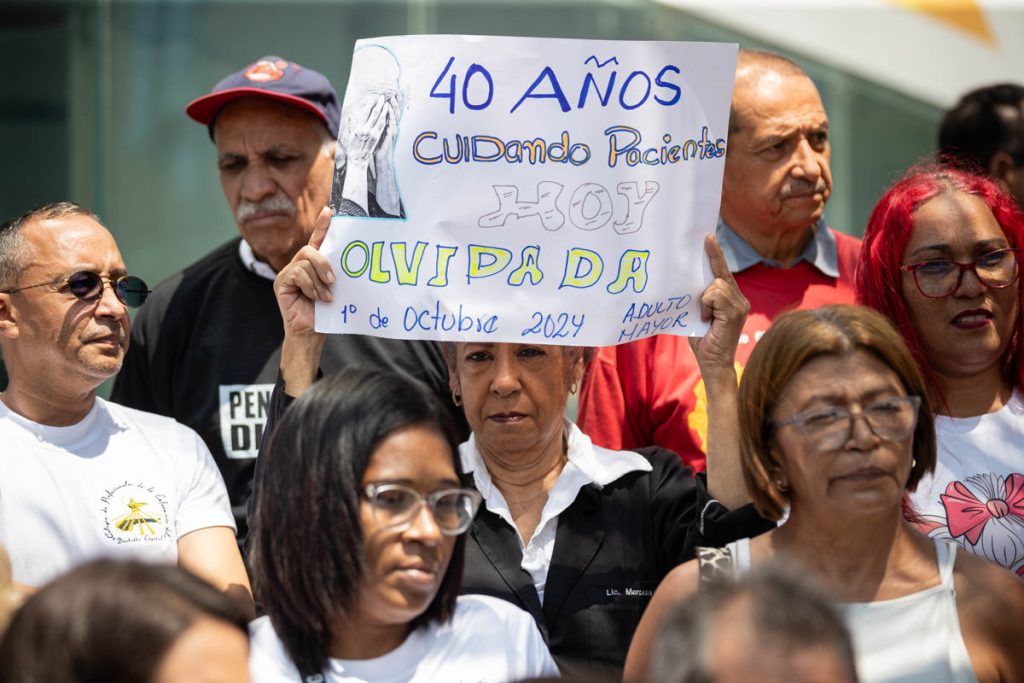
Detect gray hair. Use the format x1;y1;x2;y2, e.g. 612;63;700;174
0;202;100;289
650;564;858;683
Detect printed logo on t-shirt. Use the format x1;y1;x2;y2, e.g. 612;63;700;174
918;471;1024;576
218;383;274;459
101;481;172;545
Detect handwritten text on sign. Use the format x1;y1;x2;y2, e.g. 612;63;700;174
317;35;737;345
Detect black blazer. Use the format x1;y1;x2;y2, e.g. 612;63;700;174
460;447;770;678
251;378;772;677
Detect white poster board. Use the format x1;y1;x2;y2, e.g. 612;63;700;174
317;35;736;346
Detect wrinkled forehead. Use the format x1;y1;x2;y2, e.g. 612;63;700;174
732;72;826;132
213;97;328;150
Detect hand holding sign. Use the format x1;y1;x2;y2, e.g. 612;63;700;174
275;207;335;338
688;234;748;383
689;233;749;510
317;35;737;345
275;207;336;397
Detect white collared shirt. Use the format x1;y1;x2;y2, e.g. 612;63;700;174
460;419;651;604
238;239;277;281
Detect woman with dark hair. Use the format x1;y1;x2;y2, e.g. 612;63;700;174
248;367;556;682
857;166;1024;574
256;217;767;677
0;558;251;683
625;305;1024;683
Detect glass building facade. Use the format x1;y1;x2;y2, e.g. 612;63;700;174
0;0;944;390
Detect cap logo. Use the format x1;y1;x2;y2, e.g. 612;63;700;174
243;59;289;83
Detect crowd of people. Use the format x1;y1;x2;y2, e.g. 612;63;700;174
0;45;1022;683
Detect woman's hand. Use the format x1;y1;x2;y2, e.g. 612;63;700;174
688;234;749;386
275;207;334;335
274;207;334;396
690;234;750;510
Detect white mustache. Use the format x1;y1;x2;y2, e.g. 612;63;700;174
780;180;827;199
236;195;297;223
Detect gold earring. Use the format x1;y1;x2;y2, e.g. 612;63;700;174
452;391;462;407
912;458;917;469
775;479;789;493
569;380;579;395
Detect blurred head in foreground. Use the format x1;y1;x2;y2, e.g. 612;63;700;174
650;565;858;683
0;559;251;683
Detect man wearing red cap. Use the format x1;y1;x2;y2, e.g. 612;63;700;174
112;57;462;538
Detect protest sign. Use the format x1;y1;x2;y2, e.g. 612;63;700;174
316;35;736;346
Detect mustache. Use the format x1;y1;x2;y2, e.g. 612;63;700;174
780;179;828;199
236;195;297;222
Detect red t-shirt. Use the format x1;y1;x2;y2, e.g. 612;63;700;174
578;229;862;471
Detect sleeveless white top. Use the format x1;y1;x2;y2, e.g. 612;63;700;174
724;538;977;683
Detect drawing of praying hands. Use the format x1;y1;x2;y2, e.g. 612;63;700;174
372;94;403;216
342;94;391;214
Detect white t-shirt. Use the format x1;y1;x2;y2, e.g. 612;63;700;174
910;388;1024;575
248;594;559;683
0;397;235;586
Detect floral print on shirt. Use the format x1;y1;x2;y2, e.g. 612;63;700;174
917;472;1024;576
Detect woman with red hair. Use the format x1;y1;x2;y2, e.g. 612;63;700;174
857;166;1024;575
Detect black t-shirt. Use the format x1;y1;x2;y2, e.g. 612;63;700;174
112;238;465;536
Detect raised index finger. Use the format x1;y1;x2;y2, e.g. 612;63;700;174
309;206;332;250
704;233;734;282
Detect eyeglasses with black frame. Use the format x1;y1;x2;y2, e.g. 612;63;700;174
2;271;151;308
363;483;482;536
772;395;921;451
900;248;1019;299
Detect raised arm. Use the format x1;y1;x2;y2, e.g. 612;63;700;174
275;207;334;398
688;234;749;510
246;209;336;532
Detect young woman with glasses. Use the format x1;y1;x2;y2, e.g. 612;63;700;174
625;305;1024;683
247;368;556;683
857;166;1024;575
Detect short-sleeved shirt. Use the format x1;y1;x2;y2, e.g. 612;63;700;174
0;397;234;586
248;594;557;682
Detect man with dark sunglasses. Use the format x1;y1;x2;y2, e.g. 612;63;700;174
0;202;252;613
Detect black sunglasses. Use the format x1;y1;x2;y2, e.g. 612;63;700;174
3;271;151;308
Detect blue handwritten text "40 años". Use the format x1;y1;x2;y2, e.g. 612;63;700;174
429;55;682;115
